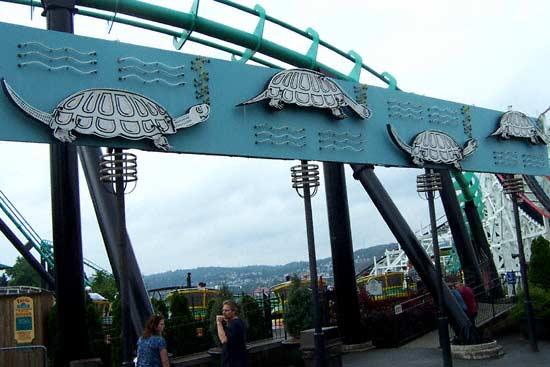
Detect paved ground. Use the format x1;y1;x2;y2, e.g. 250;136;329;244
343;330;550;367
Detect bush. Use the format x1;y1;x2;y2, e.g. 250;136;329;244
165;292;197;356
283;276;313;338
511;285;550;320
529;236;550;291
207;285;234;346
238;295;269;342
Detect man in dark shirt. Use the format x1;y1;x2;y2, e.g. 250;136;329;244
216;300;249;367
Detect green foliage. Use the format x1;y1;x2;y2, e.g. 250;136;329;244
5;256;41;287
151;298;169;318
512;285;550;320
238;295;269;342
529;236;550;291
90;270;118;301
0;273;8;286
165;292;199;356
110;297;123;367
284;276;313;338
46;293;104;366
207;285;234;346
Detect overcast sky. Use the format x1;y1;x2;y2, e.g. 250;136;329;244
0;0;549;276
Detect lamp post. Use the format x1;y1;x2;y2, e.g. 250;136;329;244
290;160;326;367
100;148;138;366
417;169;452;367
502;175;538;352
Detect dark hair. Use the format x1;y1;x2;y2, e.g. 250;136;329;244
222;300;238;313
142;314;164;338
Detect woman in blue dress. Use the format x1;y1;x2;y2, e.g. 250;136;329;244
136;315;170;367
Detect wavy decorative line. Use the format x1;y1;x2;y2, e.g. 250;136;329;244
18;61;97;74
319;144;364;152
18;51;97;65
254;124;305;133
318;138;363;145
389;113;424;120
318;130;361;138
387;106;424;114
18;42;96;56
118;74;185;86
118;57;185;71
118;65;185;78
256;139;306;147
429;113;460;119
255;132;305;140
387;101;422;109
429;106;458;113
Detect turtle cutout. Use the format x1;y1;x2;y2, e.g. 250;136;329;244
1;79;210;151
237;68;371;119
490;110;548;145
387;124;477;170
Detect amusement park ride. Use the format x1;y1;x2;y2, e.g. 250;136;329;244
0;0;548;365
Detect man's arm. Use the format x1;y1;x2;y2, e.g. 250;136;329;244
217;315;228;344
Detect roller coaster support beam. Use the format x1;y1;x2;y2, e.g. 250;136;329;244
43;0;91;365
452;172;502;297
436;170;483;291
351;164;480;344
0;216;55;289
79;147;153;337
323;162;363;345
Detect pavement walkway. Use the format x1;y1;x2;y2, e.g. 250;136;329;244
343;330;550;367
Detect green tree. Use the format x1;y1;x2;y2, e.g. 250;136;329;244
90;270;118;301
0;273;8;286
529;236;550;291
151;298;169;318
5;256;41;287
207;285;234;346
165;292;196;356
284;275;313;339
238;294;268;342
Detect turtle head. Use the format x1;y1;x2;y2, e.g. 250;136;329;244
462;138;478;158
190;103;211;122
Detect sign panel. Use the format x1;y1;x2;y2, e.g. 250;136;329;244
0;22;548;175
13;296;35;344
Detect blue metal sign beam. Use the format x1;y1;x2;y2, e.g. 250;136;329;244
0;22;548;175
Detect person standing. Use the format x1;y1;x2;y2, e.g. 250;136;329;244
216;300;249;367
136;314;170;367
457;283;478;325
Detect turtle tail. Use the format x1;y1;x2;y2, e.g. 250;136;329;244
386;124;412;155
235;89;269;107
1;78;51;125
343;95;372;119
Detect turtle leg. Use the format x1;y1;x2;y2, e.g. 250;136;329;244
53;128;76;143
412;157;424;166
331;108;347;119
152;135;172;151
268;98;284;110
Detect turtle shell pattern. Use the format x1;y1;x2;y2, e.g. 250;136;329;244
411;130;462;164
51;89;175;139
266;69;346;108
497;111;537;138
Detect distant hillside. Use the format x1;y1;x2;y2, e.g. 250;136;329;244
143;243;397;294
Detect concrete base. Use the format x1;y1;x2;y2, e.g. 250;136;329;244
69;358;103;367
451;340;504;360
342;341;375;353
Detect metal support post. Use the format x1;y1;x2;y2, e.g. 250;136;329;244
43;1;90;365
503;176;538;352
291;161;326;367
417;170;452;367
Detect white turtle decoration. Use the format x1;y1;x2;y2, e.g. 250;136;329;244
490;110;548;145
1;79;210;151
237;68;371;119
387;124;477;170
